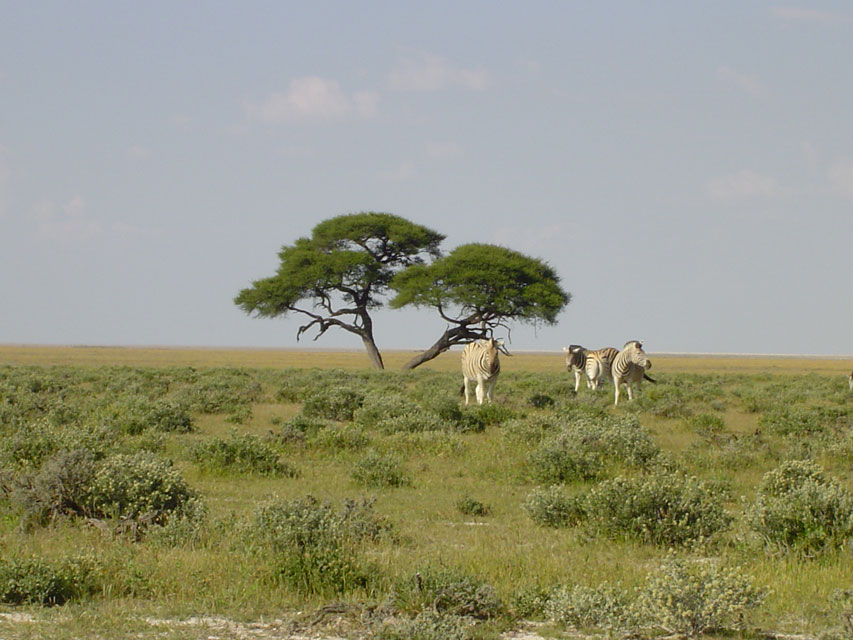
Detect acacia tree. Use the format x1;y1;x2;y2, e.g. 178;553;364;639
234;212;444;369
389;243;570;370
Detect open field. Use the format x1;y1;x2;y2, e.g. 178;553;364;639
2;344;851;375
1;345;853;639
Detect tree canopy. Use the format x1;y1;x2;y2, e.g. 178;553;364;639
390;243;570;369
234;212;444;369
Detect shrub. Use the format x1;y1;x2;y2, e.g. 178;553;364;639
351;450;411;488
247;495;388;596
528;393;556;409
528;433;603;484
582;472;732;546
374;610;466;640
633;556;765;637
456;496;491;517
523;485;584;528
746;460;853;554
759;406;830;436
353;392;419;428
0;555;100;606
190;433;297;477
545;582;632;630
687;413;726;437
13;448;98;524
392;567;502;620
88;452;197;525
302;386;364;421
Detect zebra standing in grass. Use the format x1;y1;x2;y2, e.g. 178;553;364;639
563;345;619;392
461;337;505;405
612;340;655;405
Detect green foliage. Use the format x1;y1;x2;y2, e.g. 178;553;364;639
528;432;603;483
747;460;853;554
392;567;503;619
88;452;197;524
634;556;765;637
523;485;584;528
374;610;466;640
190;432;297;477
456;495;491;517
302;386;365;421
582;472;732;546
351;450;411;488
0;555;101;606
545;582;632;630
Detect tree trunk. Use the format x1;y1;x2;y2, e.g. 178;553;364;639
401;325;486;370
362;334;385;369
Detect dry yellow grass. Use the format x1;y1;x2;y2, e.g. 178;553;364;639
1;344;851;376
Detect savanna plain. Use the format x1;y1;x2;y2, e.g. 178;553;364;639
1;345;853;640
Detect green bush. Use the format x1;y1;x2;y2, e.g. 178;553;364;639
12;448;98;524
374;610;466;640
353;392;419;428
0;555;100;606
582;472;732;546
759;406;831;436
545;582;632;630
351;450;411;488
392;567;502;619
528;433;603;484
190;433;297;477
302;386;365;421
746;460;853;554
88;451;197;524
456;495;491;517
633;556;765;637
523;485;584;528
686;413;726;436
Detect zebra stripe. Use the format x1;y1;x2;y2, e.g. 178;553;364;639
563;345;618;391
612;340;653;405
461;338;503;405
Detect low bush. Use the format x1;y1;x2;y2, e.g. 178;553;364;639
746;459;853;554
374;610;466;640
0;555;101;606
523;485;584;528
528;433;603;484
190;433;297;477
634;556;765;637
392;567;502;620
456;495;491;517
582;472;732;546
545;582;632;630
759;407;830;436
302;386;365;421
351;450;411;488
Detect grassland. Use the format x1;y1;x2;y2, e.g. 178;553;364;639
1;345;853;640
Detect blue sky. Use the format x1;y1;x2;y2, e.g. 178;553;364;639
1;2;851;356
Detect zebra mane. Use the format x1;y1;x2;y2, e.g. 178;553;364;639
623;340;643;349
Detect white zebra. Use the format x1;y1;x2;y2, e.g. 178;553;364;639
461;338;505;405
611;340;655;405
563;345;618;391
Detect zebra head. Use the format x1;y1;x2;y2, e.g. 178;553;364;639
563;345;585;369
624;340;650;369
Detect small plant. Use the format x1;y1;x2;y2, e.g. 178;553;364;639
746;459;853;554
633;555;765;637
687;413;726;437
302;386;364;421
528;433;603;483
0;555;101;606
374;610;466;640
392;567;503;620
88;451;197;526
456;495;491;517
523;485;584;528
581;471;732;546
190;432;297;477
545;582;632;630
351;450;411;488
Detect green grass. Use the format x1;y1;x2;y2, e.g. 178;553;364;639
1;347;853;638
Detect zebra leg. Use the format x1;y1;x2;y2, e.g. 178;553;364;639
626;383;634;401
573;368;582;392
613;379;621;405
463;377;473;406
476;378;487;405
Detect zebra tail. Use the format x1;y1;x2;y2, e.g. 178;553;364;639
643;373;657;383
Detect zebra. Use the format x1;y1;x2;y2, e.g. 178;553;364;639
611;340;655;405
461;337;505;405
563;345;619;392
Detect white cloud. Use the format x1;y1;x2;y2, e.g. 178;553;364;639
771;7;850;24
705;170;784;201
32;195;102;241
388;52;488;92
716;66;767;98
245;76;379;124
828;159;853;198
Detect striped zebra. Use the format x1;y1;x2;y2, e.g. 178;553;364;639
563;345;619;392
611;340;655;405
461;337;505;405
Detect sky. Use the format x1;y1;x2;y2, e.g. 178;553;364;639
1;2;852;357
